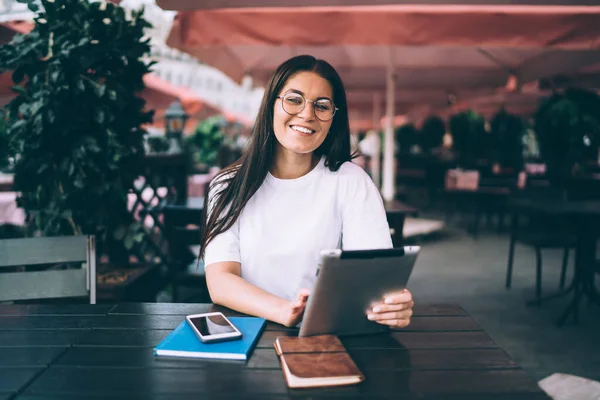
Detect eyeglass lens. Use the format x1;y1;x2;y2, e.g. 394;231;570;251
281;93;336;121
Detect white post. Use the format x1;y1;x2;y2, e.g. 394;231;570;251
381;47;396;202
371;92;382;188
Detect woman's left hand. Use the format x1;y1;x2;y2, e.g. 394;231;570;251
367;289;414;328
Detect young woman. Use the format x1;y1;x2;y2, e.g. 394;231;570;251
200;55;414;328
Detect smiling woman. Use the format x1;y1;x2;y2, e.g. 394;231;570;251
198;55;414;330
271;72;335;175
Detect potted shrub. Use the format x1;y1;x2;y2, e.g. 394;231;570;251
420;115;446;155
184;116;226;173
395;123;419;155
449;110;488;170
147;135;171;154
534;88;600;186
0;0;154;262
490;108;525;172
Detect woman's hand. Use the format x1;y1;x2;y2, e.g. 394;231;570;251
276;289;310;327
367;289;414;328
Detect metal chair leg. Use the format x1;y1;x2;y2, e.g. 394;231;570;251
506;235;516;289
505;212;519;289
535;247;543;306
559;247;569;290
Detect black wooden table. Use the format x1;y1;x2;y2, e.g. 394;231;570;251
383;200;419;247
508;198;600;326
0;302;549;399
444;186;513;237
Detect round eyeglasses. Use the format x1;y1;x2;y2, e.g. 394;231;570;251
277;92;339;121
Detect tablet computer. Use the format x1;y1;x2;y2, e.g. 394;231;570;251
299;246;419;337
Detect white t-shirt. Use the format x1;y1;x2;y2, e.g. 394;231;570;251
204;157;393;300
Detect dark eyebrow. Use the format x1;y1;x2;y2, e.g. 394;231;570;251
284;88;333;102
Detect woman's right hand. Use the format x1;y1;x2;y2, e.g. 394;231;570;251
277;289;310;327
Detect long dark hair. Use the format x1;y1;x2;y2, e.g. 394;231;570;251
199;55;354;260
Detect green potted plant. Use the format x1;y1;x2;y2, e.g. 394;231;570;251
420;115;446;155
490;108;525;172
449;110;488;170
184;116;226;173
534;88;600;185
147;135;171;154
0;0;154;261
395;123;419;155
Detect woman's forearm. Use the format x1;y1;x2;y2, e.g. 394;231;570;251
207;270;288;325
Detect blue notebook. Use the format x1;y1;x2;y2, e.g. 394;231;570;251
154;317;266;361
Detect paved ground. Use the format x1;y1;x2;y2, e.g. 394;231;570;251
407;222;600;383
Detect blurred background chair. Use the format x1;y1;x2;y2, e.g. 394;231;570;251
163;195;210;303
0;235;97;303
505;211;573;306
505;179;575;305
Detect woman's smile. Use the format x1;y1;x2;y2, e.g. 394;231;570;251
289;124;317;136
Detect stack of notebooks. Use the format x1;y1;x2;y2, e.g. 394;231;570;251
274;334;365;389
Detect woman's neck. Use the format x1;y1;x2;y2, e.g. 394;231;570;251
270;149;319;180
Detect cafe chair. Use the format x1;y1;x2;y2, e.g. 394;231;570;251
0;235;97;303
163;205;210;303
505;211;573;306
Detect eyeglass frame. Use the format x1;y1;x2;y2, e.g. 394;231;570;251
276;92;339;121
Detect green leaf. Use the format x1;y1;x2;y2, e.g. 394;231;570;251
124;234;134;250
12;86;27;95
113;225;126;240
96;85;106;98
46;109;55;124
36;164;48;174
95;109;105;124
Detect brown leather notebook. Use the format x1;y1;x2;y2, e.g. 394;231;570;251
273;335;365;389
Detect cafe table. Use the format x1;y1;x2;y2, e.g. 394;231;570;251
0;302;549;399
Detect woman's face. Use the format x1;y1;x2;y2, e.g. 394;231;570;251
272;71;334;157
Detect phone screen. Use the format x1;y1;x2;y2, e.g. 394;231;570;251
189;314;237;336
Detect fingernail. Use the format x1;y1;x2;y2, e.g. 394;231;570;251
373;306;381;313
385;298;393;304
367;314;375;320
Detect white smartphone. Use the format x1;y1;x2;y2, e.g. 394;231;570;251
185;312;242;343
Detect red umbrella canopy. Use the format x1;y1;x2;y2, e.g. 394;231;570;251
157;0;599;10
165;5;600;113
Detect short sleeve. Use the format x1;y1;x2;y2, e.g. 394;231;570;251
339;164;393;250
203;175;241;268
